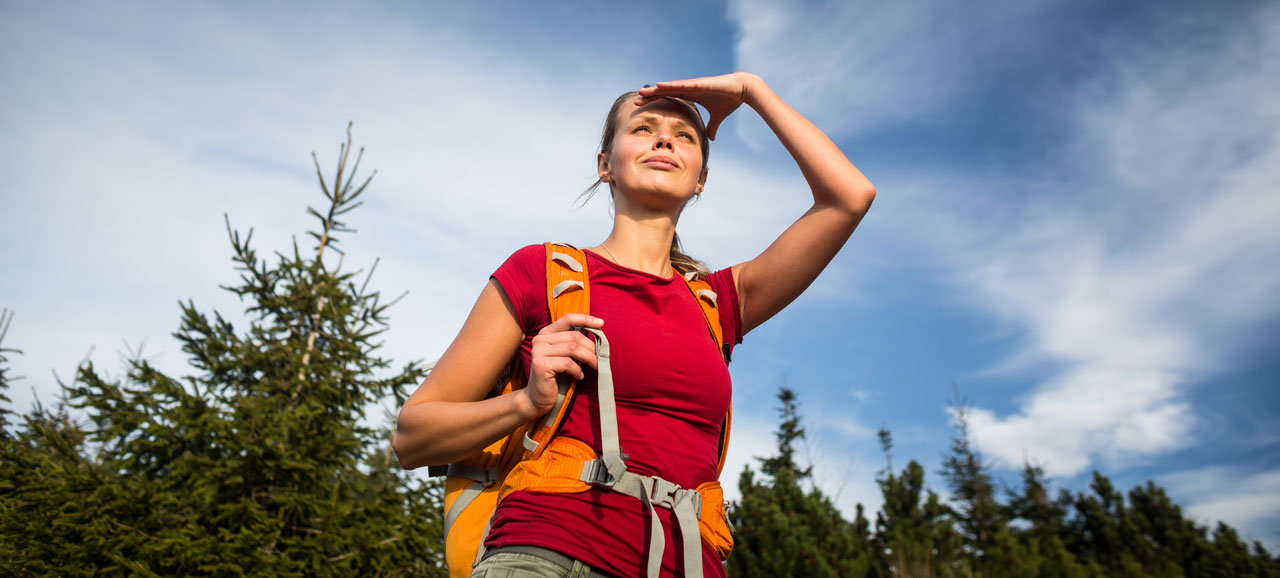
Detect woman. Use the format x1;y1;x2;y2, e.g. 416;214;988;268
394;72;875;578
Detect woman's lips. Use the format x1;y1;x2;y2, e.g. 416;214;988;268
643;156;678;170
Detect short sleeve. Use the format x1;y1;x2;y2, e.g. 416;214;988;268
703;267;743;357
491;244;550;336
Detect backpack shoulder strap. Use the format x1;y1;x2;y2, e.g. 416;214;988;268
682;274;728;363
682;273;734;477
545;243;590;320
520;242;591;459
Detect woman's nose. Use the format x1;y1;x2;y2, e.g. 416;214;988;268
654;134;674;150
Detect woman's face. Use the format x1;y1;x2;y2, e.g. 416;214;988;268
600;98;707;211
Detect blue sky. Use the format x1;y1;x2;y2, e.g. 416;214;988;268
3;0;1278;549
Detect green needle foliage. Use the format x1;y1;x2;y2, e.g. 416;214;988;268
727;387;1279;578
873;427;962;578
730;387;873;577
0;125;444;577
0;309;15;433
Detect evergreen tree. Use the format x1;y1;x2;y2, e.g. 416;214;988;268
1003;462;1088;578
0;309;15;433
729;387;871;577
939;392;1014;576
1060;473;1280;578
872;427;961;578
0;126;444;576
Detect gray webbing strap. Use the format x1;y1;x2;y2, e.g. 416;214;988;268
446;462;499;485
550;251;584;272
606;471;704;578
573;326;704;578
522;375;571;453
442;463;500;539
444;480;484;538
552;279;584;298
577;326;625;484
638;477;665;578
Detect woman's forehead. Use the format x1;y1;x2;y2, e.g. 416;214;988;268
622;98;704;129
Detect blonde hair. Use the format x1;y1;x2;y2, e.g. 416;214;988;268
579;91;711;279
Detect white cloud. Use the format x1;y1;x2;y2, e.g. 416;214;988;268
0;3;630;411
729;0;1280;483
1162;466;1280;549
0;2;830;426
728;0;1057;139
919;9;1280;476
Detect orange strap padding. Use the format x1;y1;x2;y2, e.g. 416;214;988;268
521;243;591;460
684;275;733;478
500;437;736;560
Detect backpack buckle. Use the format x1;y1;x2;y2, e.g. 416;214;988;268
648;478;680;508
580;459;617;486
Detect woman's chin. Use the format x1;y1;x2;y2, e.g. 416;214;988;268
616;188;696;214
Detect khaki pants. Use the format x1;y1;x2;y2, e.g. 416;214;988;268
470;546;617;578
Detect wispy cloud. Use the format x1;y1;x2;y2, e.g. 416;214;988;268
1163;465;1280;548
915;10;1280;476
0;2;634;410
728;0;1058;139
729;0;1280;482
0;2;815;421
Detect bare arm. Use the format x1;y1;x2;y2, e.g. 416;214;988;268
639;73;876;333
392;279;601;469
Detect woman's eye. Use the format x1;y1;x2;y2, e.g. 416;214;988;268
633;125;652;134
677;132;695;141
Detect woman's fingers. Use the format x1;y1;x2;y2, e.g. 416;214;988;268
532;353;587;381
531;313;603;375
636;74;749;141
524;315;604;415
531;334;599;371
540;313;603;335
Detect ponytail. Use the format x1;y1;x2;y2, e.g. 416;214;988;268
670;231;709;280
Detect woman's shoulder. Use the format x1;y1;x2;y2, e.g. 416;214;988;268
495;244;547;273
500;242;601;272
509;243;546;260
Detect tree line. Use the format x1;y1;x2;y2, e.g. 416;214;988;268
730;388;1279;577
2;130;1276;576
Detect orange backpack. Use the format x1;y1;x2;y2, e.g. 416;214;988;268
431;242;734;578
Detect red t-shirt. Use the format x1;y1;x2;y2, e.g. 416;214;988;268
486;245;742;578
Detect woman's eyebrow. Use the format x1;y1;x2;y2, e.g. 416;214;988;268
632;113;695;131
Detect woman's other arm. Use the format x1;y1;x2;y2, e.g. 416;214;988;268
640;73;876;333
392;279;601;469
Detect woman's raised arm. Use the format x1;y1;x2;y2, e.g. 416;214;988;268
638;73;876;334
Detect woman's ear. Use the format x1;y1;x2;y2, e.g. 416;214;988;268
696;166;709;193
597;152;611;182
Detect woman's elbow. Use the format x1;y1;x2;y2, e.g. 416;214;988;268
858;184;876;213
836;182;875;217
391;417;426;470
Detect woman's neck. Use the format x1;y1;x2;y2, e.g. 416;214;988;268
595;215;677;278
